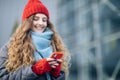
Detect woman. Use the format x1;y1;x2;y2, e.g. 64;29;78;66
0;0;71;80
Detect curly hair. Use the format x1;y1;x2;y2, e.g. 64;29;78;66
5;15;71;76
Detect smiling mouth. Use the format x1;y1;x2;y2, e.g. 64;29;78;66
35;26;45;30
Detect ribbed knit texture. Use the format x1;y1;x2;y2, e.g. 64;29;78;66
30;28;53;61
31;28;53;80
50;62;61;78
32;58;51;75
22;0;49;22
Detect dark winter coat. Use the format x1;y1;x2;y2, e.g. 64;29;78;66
0;43;65;80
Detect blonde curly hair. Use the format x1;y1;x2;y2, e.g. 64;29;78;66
5;15;71;77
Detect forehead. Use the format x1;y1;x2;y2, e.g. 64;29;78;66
34;13;47;18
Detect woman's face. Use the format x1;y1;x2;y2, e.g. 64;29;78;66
31;13;48;33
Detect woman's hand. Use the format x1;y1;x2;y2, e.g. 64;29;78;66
32;58;62;76
46;58;62;68
48;58;63;77
32;58;52;75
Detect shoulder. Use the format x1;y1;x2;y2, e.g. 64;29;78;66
0;41;9;58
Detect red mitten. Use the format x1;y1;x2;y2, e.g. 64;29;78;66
50;63;61;78
32;58;51;75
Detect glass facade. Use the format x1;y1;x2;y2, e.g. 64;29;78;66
56;0;120;80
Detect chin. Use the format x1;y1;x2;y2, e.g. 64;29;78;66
37;30;44;33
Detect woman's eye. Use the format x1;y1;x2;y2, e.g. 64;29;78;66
33;17;39;21
43;19;47;22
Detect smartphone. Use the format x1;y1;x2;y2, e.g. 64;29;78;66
50;52;63;59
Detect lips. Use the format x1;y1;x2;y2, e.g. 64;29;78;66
35;25;45;30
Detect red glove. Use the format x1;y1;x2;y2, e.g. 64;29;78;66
32;58;51;75
50;63;61;78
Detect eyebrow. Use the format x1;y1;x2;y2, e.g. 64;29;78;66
43;17;47;20
34;15;47;20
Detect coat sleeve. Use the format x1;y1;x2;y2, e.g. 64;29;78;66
0;43;45;80
51;71;65;80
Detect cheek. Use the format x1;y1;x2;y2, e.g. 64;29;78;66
44;22;47;27
45;23;47;27
33;21;37;26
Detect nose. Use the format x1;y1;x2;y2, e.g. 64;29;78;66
38;19;43;25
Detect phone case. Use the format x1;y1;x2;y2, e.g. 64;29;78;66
50;52;63;59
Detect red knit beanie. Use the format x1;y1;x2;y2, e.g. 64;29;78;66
22;0;49;22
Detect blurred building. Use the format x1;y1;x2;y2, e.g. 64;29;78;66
56;0;120;80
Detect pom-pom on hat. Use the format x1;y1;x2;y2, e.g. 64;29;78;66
22;0;49;22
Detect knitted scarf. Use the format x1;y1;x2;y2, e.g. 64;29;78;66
30;28;53;61
30;28;53;80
